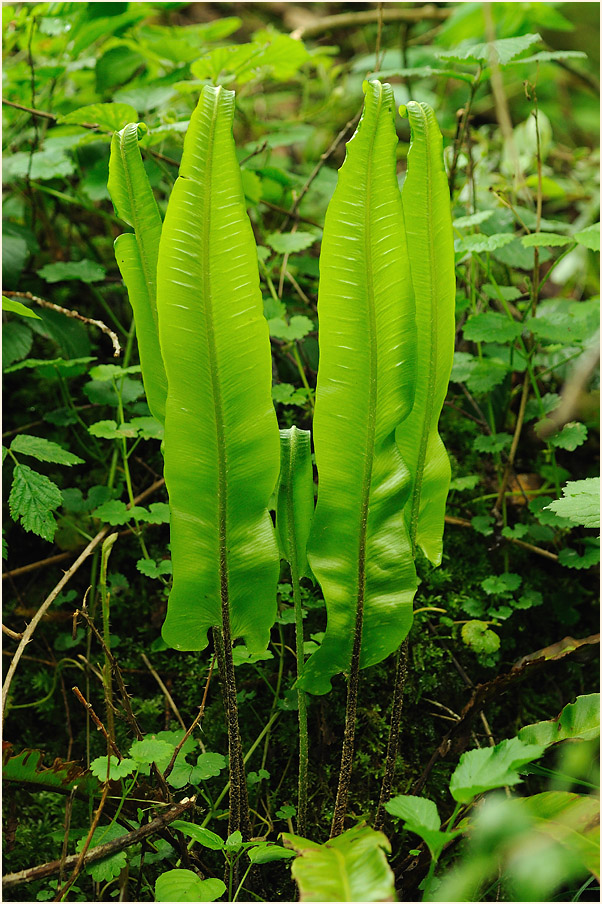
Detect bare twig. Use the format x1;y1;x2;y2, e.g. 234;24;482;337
141;653;186;731
493;370;531;517
290;5;449;41
55;783;110;901
2;797;195;890
2;478;165;720
164;655;216;780
444;514;559;562
2;625;23;640
3;290;120;357
71;686;122;761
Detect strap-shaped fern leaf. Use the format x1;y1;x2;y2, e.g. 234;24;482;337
397;102;455;565
157;85;280;653
299;80;417;696
108;123;167;424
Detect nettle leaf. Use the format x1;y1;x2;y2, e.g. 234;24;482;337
90;756;137;781
59;102;138;132
37;260;106;284
473;432;512;454
171;822;225;851
268;315;313;341
574;223;600;252
548;422;588;451
155;869;225;903
463;312;522;343
10;435;84;466
558;542;600;570
456;232;515;254
9;465;62;541
545;478;600;529
519;694;600;748
450;737;545;803
438;33;541;67
2;296;41;319
266;232;317;254
521;232;573;248
461;620;500;655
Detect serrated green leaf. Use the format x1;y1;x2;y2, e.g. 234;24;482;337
473;432;512;453
464;311;523;343
456;232;515;254
450;737;545;803
59;103;138;132
266;232;317;254
76;824;128;883
9;465;62;541
548;422;588;451
268;315;313;341
137;557;173;578
438;33;541;67
88;420;137;440
508;50;587;65
92;500;131;525
521;232;573;247
453;210;494;229
397;101;455;566
90;756;137;781
471;515;494;536
155;869;225;903
545;478;600;528
109;122;166;423
482;572;521;595
2;296;41;319
300;81;416;694
130;737;175;766
461;620;500;655
514;589;543;609
449;475;480;492
10;435;84;466
518;694;600;748
574;223;600;252
558;543;600;569
192;752;227;780
129;416;164;440
37;260;106;283
282;824;395;903
157;85;280;655
481;283;522;302
89;364;142;381
8;147;75;181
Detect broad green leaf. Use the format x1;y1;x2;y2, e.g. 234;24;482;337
7;147;75;181
518;694;600;748
385;794;461;861
9;464;62;541
300;81;416;695
453;210;494;229
137;558;172;578
248;843;296;863
521;232;573;247
268;315;313;341
282;824;395;902
397;101;455;566
520;791;600;879
10;434;84;465
2;296;41;319
545;478;600;528
59;102;138;132
450;737;546;803
438;33;541;67
129;737;174;766
157;85;280;653
481;572;521;595
266;232;317;254
574;223;600;252
463;311;523;343
473;432;512;453
171;822;225;850
276;427;314;578
193;752;227;780
508;50;588;65
558;542;600;570
109;122;167;424
461;620;500;654
37;260;106;283
155;869;225;903
89;419;138;440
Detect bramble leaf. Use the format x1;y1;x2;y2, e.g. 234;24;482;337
10;435;84;466
545;479;599;528
9;464;62;541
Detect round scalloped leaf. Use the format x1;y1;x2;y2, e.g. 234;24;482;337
155;869;226;902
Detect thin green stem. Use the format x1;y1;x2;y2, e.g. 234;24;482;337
100;533;118;742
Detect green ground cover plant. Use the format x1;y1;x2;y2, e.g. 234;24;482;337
2;3;599;902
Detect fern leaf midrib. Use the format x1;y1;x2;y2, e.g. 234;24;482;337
407;104;438;552
198;88;231;624
118;128;158;329
355;84;383;655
